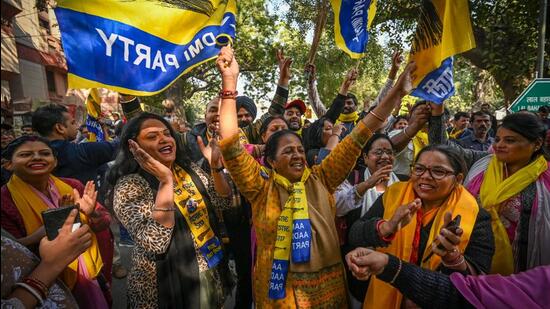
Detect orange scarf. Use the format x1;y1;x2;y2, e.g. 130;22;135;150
364;181;478;309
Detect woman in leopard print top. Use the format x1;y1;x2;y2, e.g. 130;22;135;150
107;113;233;308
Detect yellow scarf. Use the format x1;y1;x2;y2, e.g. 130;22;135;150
172;165;223;268
412;129;429;159
238;128;249;145
449;128;465;140
6;175;103;288
269;168;311;299
479;155;548;275
364;181;478;309
337;111;359;124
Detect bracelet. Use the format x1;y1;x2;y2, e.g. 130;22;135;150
442;255;465;268
14;282;44;306
369;110;385;122
330;133;341;139
377;219;396;242
219;90;238;99
353;186;363;199
389;258;402;284
402;127;412;139
153;207;177;212
23;277;48;299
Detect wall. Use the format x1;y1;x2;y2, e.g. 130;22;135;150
19;59;47;100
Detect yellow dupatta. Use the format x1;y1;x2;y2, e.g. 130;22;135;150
364;181;478;309
449;128;465;140
412;129;429;159
337;111;360;124
6;174;103;288
238;128;249;145
172;165;223;268
479;155;548;275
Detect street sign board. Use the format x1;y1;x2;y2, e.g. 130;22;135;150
508;78;550;112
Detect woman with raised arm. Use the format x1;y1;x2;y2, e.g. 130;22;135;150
106;112;233;308
216;46;415;307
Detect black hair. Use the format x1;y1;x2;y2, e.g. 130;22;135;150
32;104;68;137
302;117;332;153
105;113;190;206
414;144;468;178
21;124;33;129
259;115;288;140
264;129;302;169
362;133;395;154
114;121;125;138
453;112;470;122
500;113;549;160
470;111;491;123
347;93;358;106
1;135;56;160
392;115;409;129
539;106;549;113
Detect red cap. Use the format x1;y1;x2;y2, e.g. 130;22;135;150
284;99;306;114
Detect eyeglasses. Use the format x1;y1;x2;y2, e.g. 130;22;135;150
369;149;395;157
410;164;456;180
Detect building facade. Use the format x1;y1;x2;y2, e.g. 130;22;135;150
1;0;85;133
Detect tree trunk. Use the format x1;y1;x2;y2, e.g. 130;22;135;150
461;27;529;109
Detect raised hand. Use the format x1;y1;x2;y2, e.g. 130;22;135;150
305;63;316;84
408;103;432;131
364;165;393;189
276;49;292;86
429;101;445;116
197;136;224;169
72;181;98;216
216;46;239;89
389;50;403;79
339;67;359;95
394;62;417;96
332;123;346;137
129;139;173;183
380;198;422;236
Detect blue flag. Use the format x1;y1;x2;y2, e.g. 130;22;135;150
331;0;377;59
55;0;237;96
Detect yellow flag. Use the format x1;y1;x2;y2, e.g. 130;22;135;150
409;0;476;103
85;88;103;142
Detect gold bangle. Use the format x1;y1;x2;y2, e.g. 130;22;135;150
153;207;176;212
390;258;402;284
369;110;384;122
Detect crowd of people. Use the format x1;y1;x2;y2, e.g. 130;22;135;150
1;46;549;308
